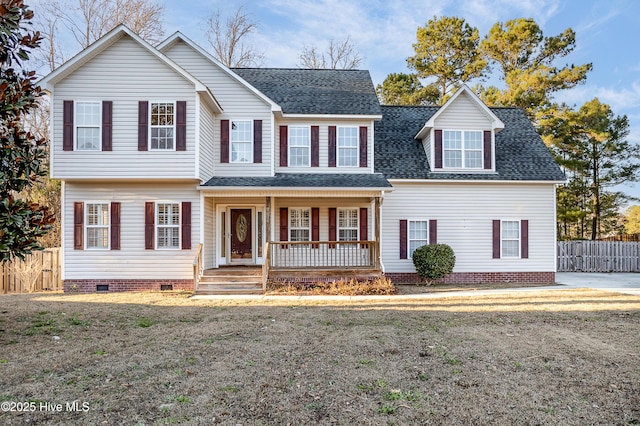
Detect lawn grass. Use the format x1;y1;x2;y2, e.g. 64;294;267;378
0;289;639;425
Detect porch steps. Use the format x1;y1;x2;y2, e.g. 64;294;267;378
195;266;263;295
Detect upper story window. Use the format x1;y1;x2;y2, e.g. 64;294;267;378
150;102;175;150
338;127;358;167
231;120;252;163
443;130;483;169
156;202;180;249
86;203;109;249
75;101;101;150
289;208;310;241
338;208;359;241
289;126;310;167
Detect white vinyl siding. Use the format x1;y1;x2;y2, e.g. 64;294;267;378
150;102;175;150
289;126;310;167
231;120;252;163
161;40;272;177
63;182;200;280
52;36;197;179
75;101;101;150
156;202;180;249
382;182;556;273
338;208;358;241
289;208;310;241
433;91;494;130
86;203;109;249
337;127;358;167
501;220;521;258
409;220;428;257
198;98;215;180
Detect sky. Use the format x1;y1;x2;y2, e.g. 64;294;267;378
159;0;640;199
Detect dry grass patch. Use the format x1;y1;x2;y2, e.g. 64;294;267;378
0;289;639;425
267;276;397;295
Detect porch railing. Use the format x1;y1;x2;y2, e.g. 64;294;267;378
269;241;379;270
193;243;203;291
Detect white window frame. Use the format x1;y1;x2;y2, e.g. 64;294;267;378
156;202;181;250
408;220;429;257
149;101;176;151
443;130;484;169
501;220;521;259
338;208;359;241
288;125;310;167
289;207;310;242
337;126;359;167
85;202;110;250
75;101;101;151
231;119;253;163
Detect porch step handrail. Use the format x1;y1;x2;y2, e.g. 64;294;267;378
269;240;379;270
262;242;270;291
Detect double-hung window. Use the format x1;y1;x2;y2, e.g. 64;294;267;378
231;120;252;163
86;203;109;249
408;220;429;257
75;101;101;150
156;203;180;249
501;220;520;258
150;102;175;150
337;127;358;167
289;208;310;241
338;208;359;241
289;126;310;167
443;130;483;169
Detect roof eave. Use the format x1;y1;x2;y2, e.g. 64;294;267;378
197;185;393;192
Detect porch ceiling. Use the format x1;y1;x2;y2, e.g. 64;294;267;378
199;173;392;192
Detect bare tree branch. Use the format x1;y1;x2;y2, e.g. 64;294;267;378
205;6;264;67
299;36;364;69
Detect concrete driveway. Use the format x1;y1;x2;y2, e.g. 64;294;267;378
555;272;640;296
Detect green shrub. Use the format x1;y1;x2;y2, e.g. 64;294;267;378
412;244;456;284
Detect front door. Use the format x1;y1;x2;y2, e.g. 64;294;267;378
230;209;252;263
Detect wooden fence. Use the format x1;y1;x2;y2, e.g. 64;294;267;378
557;241;640;272
1;248;62;293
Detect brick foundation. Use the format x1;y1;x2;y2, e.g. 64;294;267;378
384;271;555;285
64;279;195;293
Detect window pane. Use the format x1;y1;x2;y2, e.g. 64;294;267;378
77;128;100;150
290;208;310;241
289;127;310;166
232;141;252;163
76;102;100;126
409;221;429;257
338;127;358;167
87;228;108;249
151;128;174;150
465;151;482;168
502;221;520;239
444;131;461;149
464;131;482;149
444;150;462;168
502;240;519;258
151;103;174;125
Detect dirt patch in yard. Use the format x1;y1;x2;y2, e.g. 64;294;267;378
0;289;639;425
395;281;559;295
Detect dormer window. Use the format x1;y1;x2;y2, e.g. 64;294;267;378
443;130;483;169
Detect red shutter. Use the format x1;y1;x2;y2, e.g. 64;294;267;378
429;219;437;245
328;208;337;248
73;202;83;250
360;207;368;248
253;120;262;163
182;201;191;250
138;101;148;151
63;100;74;151
110;202;120;250
102;101;112;151
145;202;154;250
279;208;288;249
483;130;492;170
311;207;320;248
220;119;229;163
328;126;337;167
492;220;501;259
176;101;187;151
311;126;320;167
359;126;368;168
521;220;529;259
434;130;443;168
279;126;288;167
399;220;408;259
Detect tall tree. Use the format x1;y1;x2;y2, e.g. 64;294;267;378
541;99;640;240
0;0;54;261
624;205;640;235
205;6;264;67
376;73;440;106
407;16;487;102
298;36;363;69
478;18;592;118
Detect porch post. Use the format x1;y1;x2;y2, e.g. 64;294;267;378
266;196;271;243
375;196;381;269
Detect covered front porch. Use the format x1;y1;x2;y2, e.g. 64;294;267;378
194;173;391;293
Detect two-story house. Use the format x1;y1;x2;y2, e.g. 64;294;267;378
39;26;565;293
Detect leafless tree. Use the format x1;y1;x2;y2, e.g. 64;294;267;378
299;36;364;69
204;6;264;67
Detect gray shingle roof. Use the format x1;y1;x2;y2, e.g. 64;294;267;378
375;105;566;181
231;68;381;116
202;173;392;189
